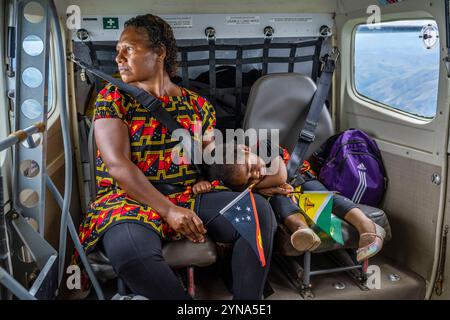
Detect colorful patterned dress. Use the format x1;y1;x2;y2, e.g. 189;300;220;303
78;84;217;253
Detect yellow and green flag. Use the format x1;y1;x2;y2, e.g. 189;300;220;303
294;191;344;245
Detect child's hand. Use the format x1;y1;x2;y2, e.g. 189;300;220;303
193;181;212;195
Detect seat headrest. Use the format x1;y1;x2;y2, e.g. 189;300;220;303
243;73;334;158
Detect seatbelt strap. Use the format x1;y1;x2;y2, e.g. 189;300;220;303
287;49;339;184
70;56;204;176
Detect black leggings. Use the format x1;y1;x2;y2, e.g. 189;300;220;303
101;191;277;300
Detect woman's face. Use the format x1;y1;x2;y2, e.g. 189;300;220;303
115;26;164;83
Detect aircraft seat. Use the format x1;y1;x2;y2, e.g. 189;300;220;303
243;73;392;287
85;119;217;297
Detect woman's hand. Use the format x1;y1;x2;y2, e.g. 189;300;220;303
256;183;295;198
256;186;291;197
279;183;298;203
193;181;212;195
279;183;294;193
165;205;207;243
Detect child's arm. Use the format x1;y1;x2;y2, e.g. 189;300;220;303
193;179;212;195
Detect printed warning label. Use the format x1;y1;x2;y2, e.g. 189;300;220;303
226;16;260;25
269;17;313;23
165;16;193;29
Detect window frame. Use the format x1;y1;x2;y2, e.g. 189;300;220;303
0;14;10;168
46;28;57;122
351;18;441;123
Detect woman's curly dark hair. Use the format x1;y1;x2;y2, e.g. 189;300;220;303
124;14;178;77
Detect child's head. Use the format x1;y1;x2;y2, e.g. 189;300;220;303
206;143;267;190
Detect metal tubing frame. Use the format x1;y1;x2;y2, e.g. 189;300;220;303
0;267;36;300
48;0;74;286
302;251;363;288
0;122;45;152
45;175;105;300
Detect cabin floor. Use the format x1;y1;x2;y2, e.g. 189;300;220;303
87;252;425;300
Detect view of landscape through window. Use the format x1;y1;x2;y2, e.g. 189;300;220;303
355;20;440;119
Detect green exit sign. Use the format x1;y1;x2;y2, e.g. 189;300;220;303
103;17;119;29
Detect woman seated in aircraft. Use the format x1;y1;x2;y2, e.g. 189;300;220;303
78;14;277;300
201;140;386;261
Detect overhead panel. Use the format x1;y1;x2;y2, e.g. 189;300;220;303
72;13;334;41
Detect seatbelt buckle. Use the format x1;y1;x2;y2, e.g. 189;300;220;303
330;47;340;62
320;47;340;72
299;129;315;143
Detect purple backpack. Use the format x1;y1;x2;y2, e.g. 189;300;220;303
313;129;387;207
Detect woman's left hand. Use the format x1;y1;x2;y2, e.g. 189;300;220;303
279;183;298;204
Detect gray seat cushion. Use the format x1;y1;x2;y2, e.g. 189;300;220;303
87;237;217;282
162;237;217;269
274;204;392;256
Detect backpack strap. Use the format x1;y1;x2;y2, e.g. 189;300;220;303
71;56;204;177
287;49;339;184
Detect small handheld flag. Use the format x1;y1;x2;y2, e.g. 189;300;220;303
219;186;266;267
329;214;344;245
295;191;344;245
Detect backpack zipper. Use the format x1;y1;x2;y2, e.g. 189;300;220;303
328;139;367;160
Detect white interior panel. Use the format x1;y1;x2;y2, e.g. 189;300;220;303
71;13;334;41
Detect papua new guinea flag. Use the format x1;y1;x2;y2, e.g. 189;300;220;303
219;189;266;267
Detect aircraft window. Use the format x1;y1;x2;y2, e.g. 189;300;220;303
20;159;40;178
23;2;44;24
21;133;41;149
22;67;42;88
20;38;55;118
21;99;42;119
354;20;439;119
23;35;44;56
19;188;39;208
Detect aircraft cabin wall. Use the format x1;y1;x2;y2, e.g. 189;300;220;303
336;0;450;300
2;0;450;300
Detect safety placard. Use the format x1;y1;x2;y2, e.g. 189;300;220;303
103;17;119;29
226;16;260;25
165;16;193;29
270;17;313;23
